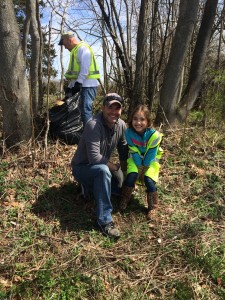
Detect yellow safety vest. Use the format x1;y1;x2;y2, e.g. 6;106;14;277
65;41;100;80
127;131;164;182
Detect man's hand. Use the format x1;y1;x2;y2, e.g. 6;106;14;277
71;82;82;95
64;87;72;98
107;162;120;172
111;167;124;188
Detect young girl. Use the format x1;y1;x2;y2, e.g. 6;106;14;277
120;105;163;220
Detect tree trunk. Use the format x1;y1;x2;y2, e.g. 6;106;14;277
156;0;200;125
36;0;44;112
59;1;69;99
148;0;175;109
0;0;31;148
27;0;40;116
131;0;151;113
102;2;108;92
177;0;219;121
96;0;133;99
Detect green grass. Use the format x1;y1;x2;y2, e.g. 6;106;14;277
0;125;224;299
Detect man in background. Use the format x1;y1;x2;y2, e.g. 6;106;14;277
58;31;100;125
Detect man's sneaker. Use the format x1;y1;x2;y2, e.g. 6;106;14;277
98;221;120;238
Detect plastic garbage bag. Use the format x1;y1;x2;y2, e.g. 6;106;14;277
49;93;83;145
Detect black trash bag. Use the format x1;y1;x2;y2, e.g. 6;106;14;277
49;93;83;145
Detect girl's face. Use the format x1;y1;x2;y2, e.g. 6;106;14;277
132;111;148;134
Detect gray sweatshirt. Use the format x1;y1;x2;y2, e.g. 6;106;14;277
71;112;128;165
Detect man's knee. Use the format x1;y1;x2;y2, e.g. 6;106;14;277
96;164;111;179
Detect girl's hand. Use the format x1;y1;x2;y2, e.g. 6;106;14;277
138;166;149;183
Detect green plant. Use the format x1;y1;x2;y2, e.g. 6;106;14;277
173;280;195;300
1;124;224;299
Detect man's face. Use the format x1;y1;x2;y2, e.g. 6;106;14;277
102;103;122;128
62;38;73;51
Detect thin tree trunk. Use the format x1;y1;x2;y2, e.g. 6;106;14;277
131;0;151;113
156;0;200;125
27;0;40;116
96;0;133;99
177;0;218;121
36;0;44;112
44;16;53;158
102;0;108;92
59;1;69;99
22;13;30;57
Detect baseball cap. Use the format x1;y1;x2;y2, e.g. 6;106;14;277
103;93;123;107
58;31;74;45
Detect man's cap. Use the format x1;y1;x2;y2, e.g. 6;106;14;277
58;31;74;45
103;93;123;107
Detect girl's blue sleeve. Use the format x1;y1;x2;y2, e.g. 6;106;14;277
143;147;158;166
132;152;142;166
126;130;143;166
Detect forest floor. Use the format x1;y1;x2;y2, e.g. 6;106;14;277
0;122;224;299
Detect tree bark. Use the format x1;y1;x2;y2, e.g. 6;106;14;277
0;0;31;147
36;0;44;112
177;0;219;121
26;0;40;116
131;0;151;113
156;0;200;125
96;0;133;99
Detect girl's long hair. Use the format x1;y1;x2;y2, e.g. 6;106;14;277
128;104;152;129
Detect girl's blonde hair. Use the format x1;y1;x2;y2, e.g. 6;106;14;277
128;104;152;129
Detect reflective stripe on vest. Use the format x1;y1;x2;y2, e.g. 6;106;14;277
65;41;100;79
128;131;163;156
146;131;163;151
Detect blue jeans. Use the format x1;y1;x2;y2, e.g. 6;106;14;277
125;172;157;193
72;163;121;225
80;87;97;125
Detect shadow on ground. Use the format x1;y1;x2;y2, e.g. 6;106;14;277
32;182;96;232
32;182;147;233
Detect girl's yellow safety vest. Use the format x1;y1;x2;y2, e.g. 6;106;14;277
127;131;163;182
